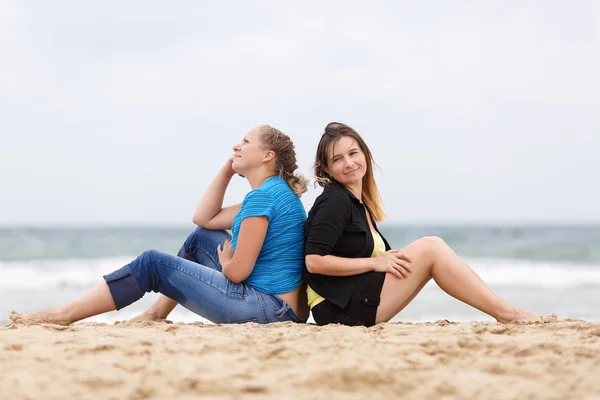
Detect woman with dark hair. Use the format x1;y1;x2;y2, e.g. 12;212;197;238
303;122;556;327
11;125;310;325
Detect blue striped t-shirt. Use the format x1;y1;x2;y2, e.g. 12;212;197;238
231;176;307;294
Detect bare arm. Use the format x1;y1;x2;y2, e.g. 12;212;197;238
220;216;268;283
305;254;374;276
304;192;411;279
192;158;241;230
306;252;412;279
304;194;376;276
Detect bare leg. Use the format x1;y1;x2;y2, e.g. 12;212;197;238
376;236;555;324
450;246;509;306
10;281;116;326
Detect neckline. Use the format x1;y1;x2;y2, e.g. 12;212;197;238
257;175;278;189
329;180;362;204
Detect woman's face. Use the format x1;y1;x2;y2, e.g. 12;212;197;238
325;136;367;186
231;128;271;174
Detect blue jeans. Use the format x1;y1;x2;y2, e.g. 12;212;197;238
103;227;304;324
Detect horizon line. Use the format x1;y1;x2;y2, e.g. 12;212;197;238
1;221;600;229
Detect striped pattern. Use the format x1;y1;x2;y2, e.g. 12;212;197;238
231;176;307;294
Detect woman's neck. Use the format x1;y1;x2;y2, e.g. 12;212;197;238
343;181;363;202
245;169;276;190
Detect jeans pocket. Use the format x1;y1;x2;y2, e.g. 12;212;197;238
273;302;290;321
266;295;291;322
274;301;305;323
226;281;248;298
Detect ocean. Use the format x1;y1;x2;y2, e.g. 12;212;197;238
1;225;599;324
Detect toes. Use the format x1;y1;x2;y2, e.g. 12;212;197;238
9;311;22;322
538;314;558;323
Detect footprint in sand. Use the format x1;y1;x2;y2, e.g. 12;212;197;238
4;343;24;351
77;344;118;354
76;378;125;389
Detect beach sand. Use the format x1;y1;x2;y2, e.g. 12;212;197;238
1;319;599;400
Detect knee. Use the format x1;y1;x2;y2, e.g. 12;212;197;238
139;249;162;265
417;236;447;259
187;226;230;246
134;250;167;293
421;236;446;246
192;226;210;236
180;227;206;252
187;226;207;242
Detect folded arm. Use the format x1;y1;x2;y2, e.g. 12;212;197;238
192;159;241;230
305;253;374;276
305;193;370;275
304;193;411;279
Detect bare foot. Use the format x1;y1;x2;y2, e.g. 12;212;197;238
128;311;167;323
10;310;71;326
539;313;559;323
513;312;558;324
497;309;558;324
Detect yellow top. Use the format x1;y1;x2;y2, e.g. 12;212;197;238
307;230;386;309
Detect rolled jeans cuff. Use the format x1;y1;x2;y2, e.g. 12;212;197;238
103;265;142;310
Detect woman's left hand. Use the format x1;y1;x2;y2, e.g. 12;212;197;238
217;239;234;266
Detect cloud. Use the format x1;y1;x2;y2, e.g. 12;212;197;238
1;1;599;224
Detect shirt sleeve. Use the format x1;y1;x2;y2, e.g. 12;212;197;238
238;190;275;222
305;193;352;256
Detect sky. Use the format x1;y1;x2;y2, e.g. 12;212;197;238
1;1;599;226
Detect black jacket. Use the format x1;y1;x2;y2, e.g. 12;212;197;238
303;181;391;308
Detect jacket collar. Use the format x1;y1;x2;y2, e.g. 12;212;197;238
327;179;362;204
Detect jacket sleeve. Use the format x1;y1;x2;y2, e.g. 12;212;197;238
305;193;352;256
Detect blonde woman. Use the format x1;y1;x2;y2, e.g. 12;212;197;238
11;125;310;325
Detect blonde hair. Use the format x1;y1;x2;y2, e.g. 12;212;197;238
258;125;309;197
313;122;386;222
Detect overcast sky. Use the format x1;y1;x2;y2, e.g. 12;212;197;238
1;1;599;226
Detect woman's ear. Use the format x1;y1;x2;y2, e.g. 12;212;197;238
263;150;276;162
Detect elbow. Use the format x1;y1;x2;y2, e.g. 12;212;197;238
222;263;250;284
228;275;243;284
222;269;240;283
305;255;321;274
192;214;207;228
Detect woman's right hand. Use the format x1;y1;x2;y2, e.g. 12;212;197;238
372;250;413;279
223;154;236;176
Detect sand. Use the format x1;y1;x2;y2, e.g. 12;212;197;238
1;319;600;400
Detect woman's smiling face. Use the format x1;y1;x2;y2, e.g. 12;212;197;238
325;136;367;186
231;127;270;175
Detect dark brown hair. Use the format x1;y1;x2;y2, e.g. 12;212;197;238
313;122;386;222
258;125;309;197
